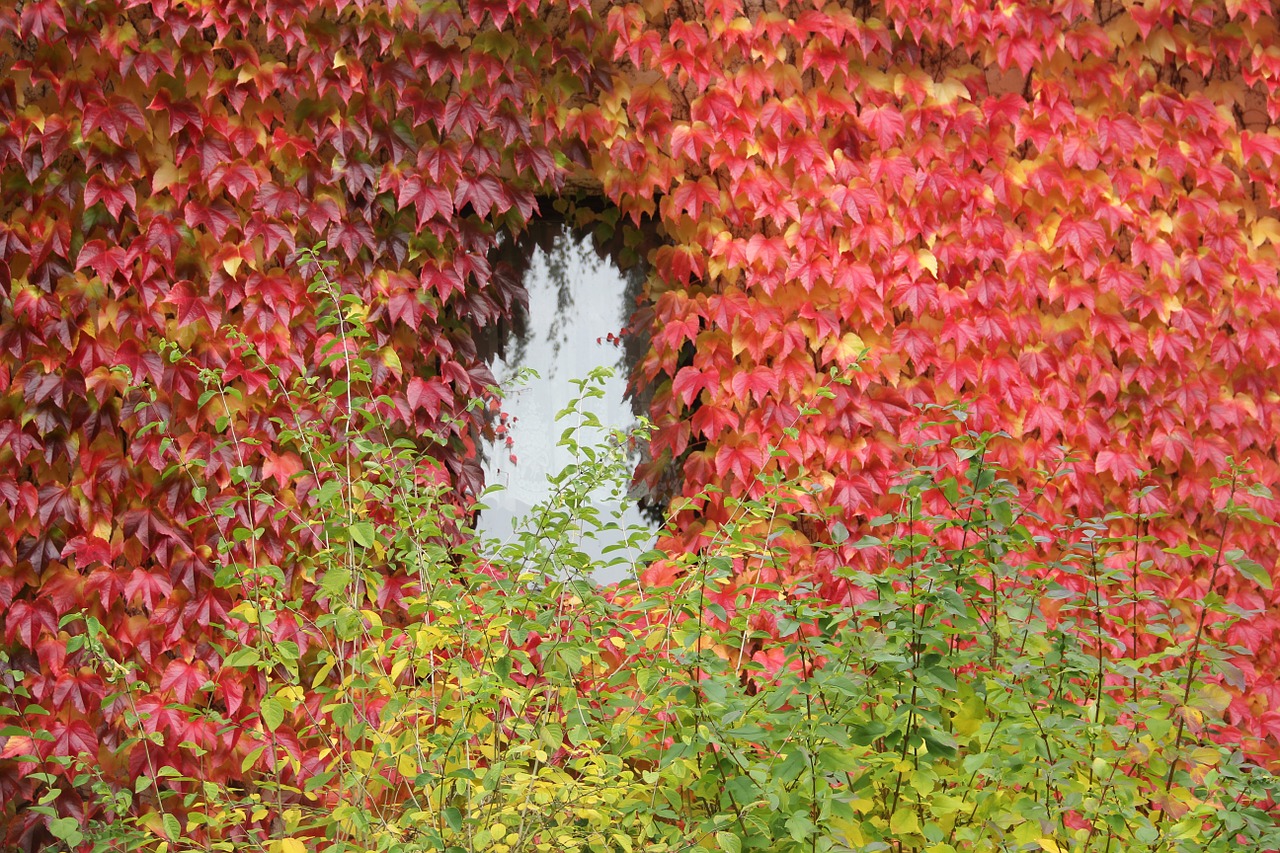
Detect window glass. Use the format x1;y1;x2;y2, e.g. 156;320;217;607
477;228;655;585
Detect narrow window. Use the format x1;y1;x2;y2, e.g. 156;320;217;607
477;222;654;585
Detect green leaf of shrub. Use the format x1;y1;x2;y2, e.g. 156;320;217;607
261;697;285;732
715;831;741;853
1232;555;1273;590
350;521;376;548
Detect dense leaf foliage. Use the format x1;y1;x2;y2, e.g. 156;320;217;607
0;0;575;842
599;0;1280;762
1;0;1279;846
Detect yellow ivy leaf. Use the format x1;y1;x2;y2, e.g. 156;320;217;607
916;248;938;277
152;160;179;192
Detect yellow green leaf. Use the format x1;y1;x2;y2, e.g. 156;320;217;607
890;809;919;835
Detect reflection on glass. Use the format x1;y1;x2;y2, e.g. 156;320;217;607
477;227;656;586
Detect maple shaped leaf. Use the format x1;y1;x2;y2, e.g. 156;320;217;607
246;217;295;261
654;311;701;350
387;287;434;328
83;175;136;219
3;599;57;647
397;173;454;226
76;240;134;282
692;402;739;441
1241;130;1280;168
668;122;714;161
730;365;779;403
513;143;557;183
256;182;302;218
669;176;720;219
36;565;83;618
164;281;223;331
1095;448;1144;484
407;376;452;418
1056;218;1104;257
59;534;113;569
48;719;97;759
454;174;508;218
443;95;490;137
210;160;264;202
17;0;66;38
182;591;232;635
124;568;173;610
894;276;938;316
831;184;880;224
262;451;303;488
860;104;905;150
831;473;876;514
143;215;183;262
785;252;831;292
327;220;375;261
714;436;766;484
184;200;240;240
801;39;847;82
36;481;75;526
661;245;705;286
160;659;209;705
672;364;718;406
50;668;101;714
82;98;147;146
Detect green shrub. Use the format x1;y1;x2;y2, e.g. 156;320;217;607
13;250;1276;853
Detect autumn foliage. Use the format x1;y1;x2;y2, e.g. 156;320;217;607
1;0;1279;846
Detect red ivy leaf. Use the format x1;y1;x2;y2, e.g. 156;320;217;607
160;660;209;705
454;174;507;219
407;377;452;418
860;105;905;150
256;182;302;218
49;719;97;758
397;173;454;226
83;98;147;147
3;600;57;647
730;365;778;403
125;569;173;610
714;436;766;485
84;175;136;218
18;0;67;39
673;365;718;406
262;451;303;489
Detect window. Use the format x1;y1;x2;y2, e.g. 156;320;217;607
476;223;655;585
